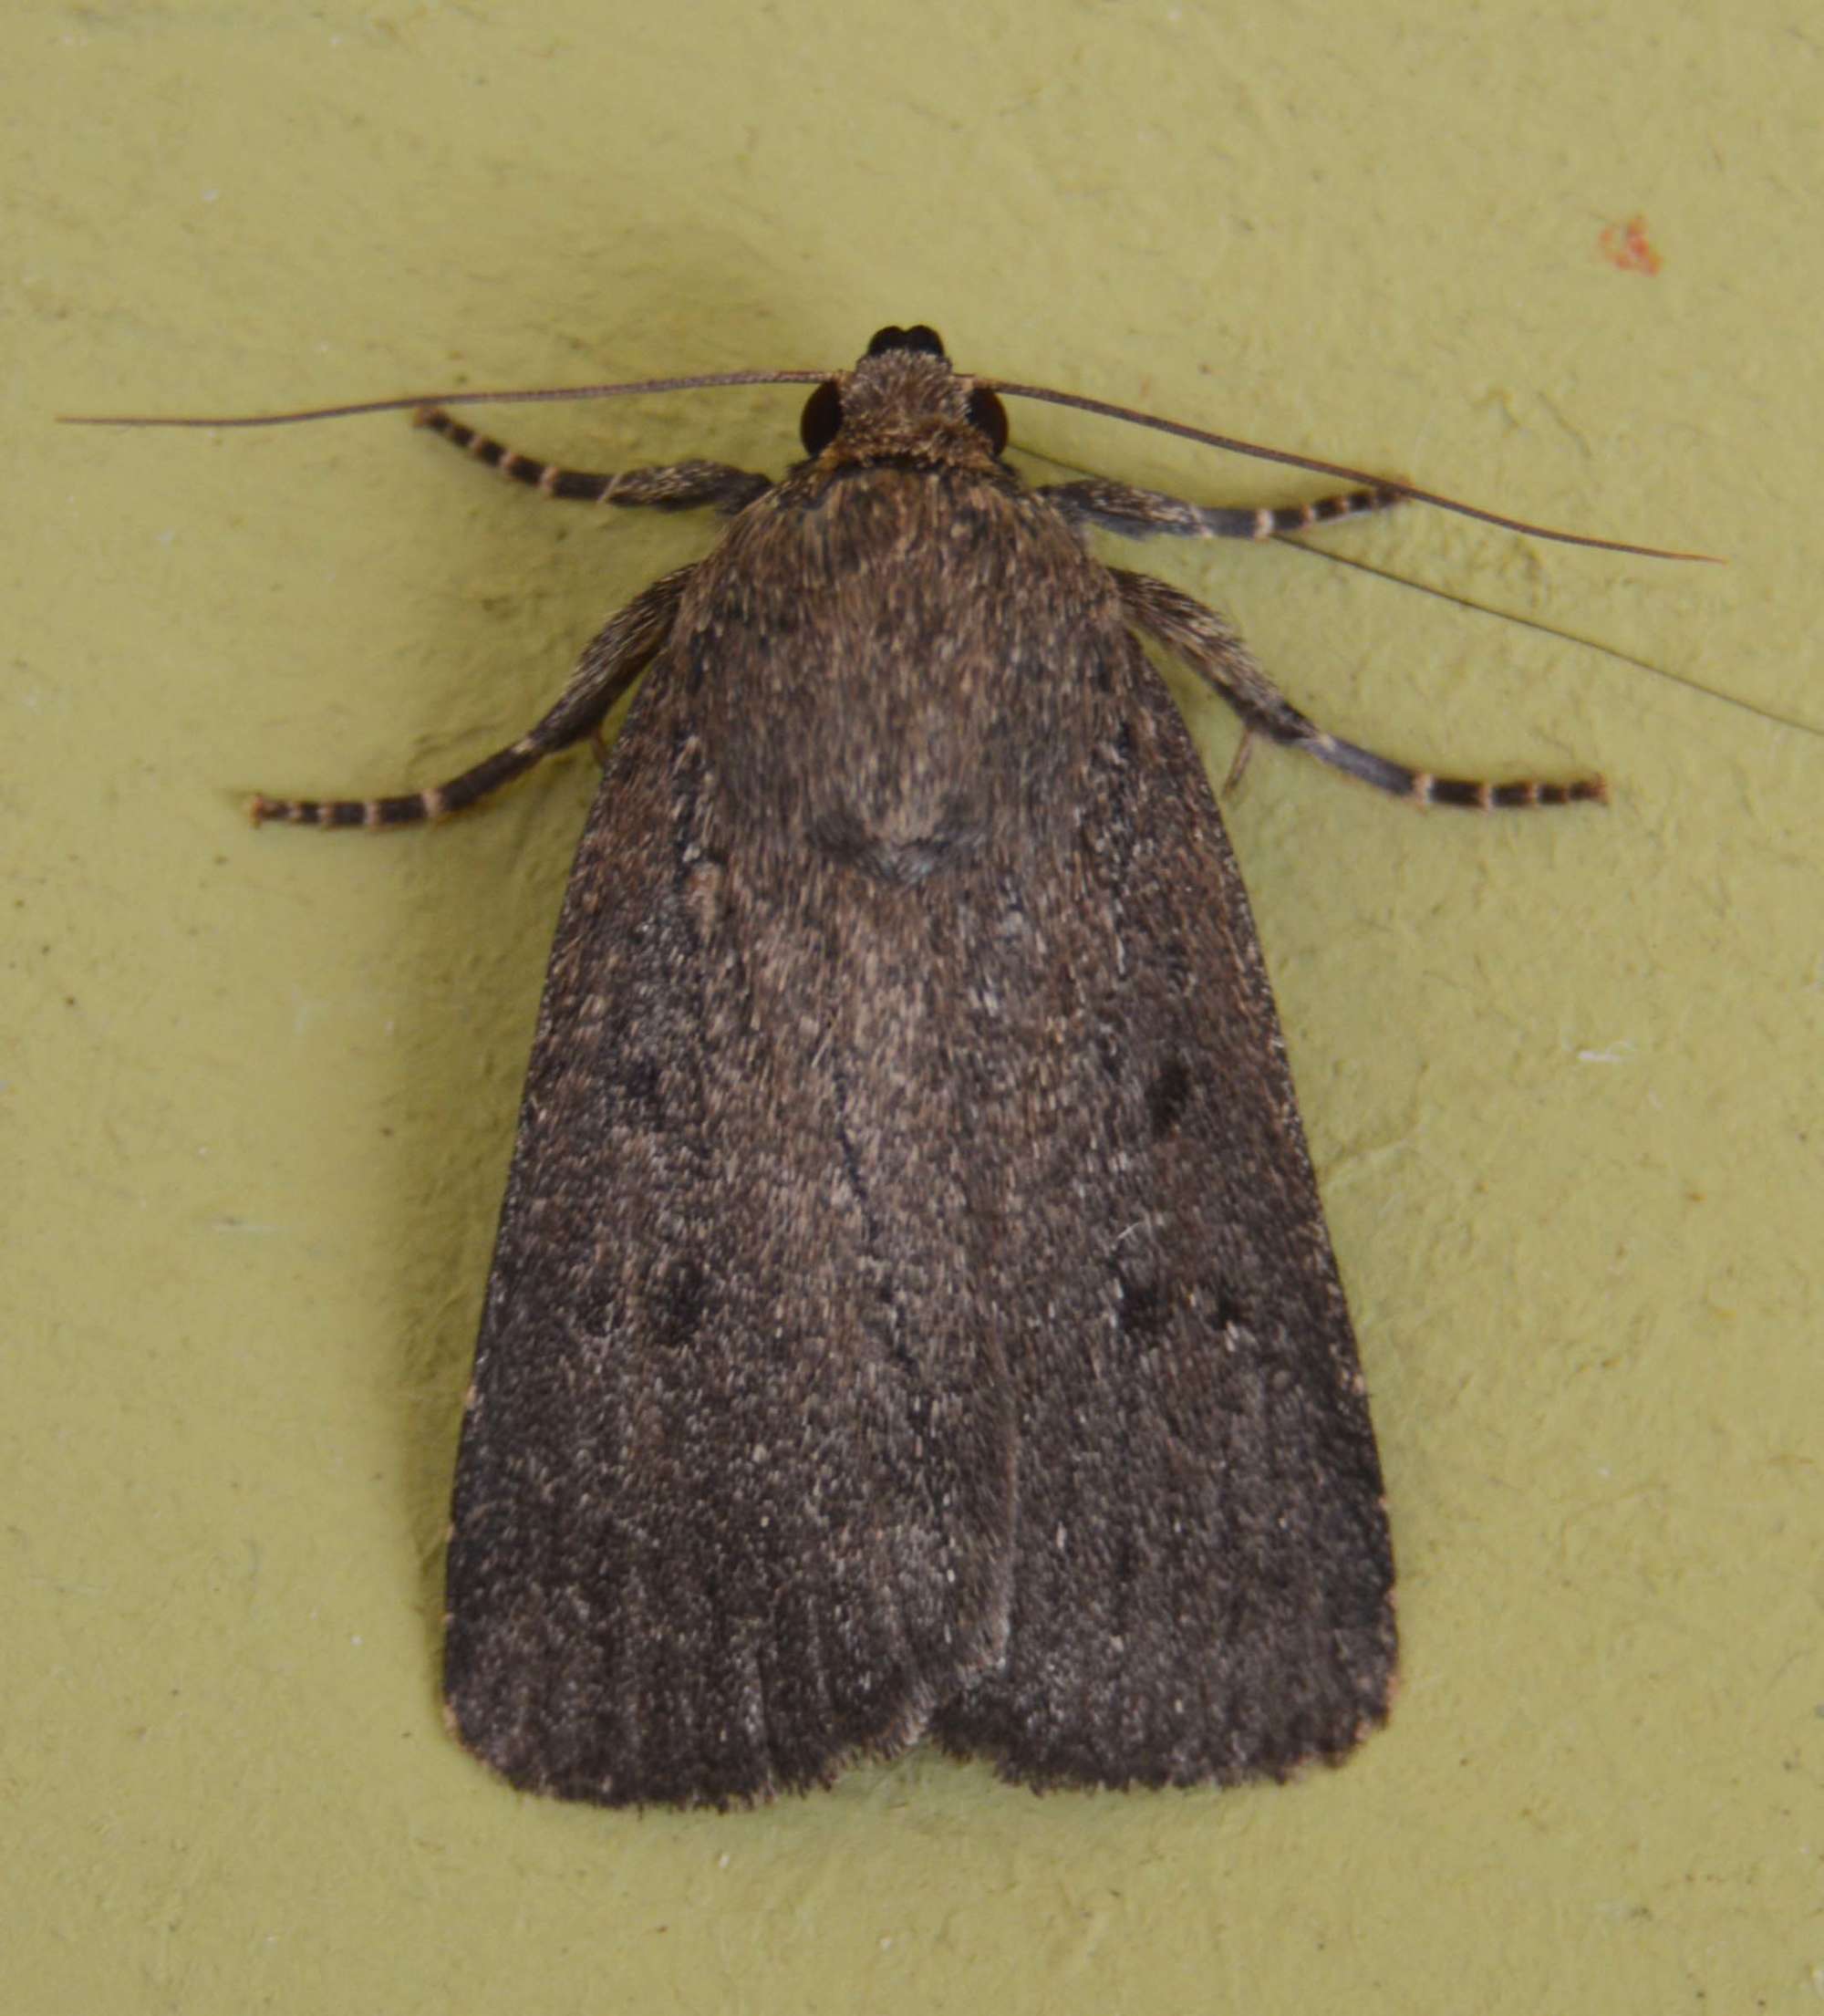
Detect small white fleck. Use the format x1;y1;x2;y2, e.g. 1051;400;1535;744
350;1635;362;1647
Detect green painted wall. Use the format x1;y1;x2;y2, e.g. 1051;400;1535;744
7;2;1819;2009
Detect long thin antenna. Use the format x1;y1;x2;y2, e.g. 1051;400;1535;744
61;357;1718;565
1267;537;1815;739
56;369;828;430
983;379;1721;565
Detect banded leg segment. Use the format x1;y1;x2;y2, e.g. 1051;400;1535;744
416;407;773;514
250;565;696;830
1043;475;1406;543
1114;569;1607;808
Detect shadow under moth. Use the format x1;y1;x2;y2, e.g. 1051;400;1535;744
81;324;1700;1807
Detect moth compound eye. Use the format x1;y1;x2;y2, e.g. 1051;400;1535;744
966;387;1009;455
800;380;844;455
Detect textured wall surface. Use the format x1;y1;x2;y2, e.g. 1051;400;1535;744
7;2;1819;2010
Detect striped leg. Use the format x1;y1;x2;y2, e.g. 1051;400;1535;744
415;407;773;514
1042;475;1406;543
1115;569;1607;808
249;566;695;830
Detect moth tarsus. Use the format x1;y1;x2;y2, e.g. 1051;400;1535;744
236;325;1617;1807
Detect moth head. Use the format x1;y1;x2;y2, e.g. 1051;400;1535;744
799;325;1010;464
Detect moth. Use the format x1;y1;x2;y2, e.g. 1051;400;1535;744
83;325;1687;1806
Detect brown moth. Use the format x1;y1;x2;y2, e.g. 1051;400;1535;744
78;324;1687;1805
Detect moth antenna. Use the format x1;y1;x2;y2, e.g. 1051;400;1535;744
1272;538;1820;741
1011;439;1777;738
56;369;828;430
983;379;1723;564
63;357;1718;566
68;357;1753;719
